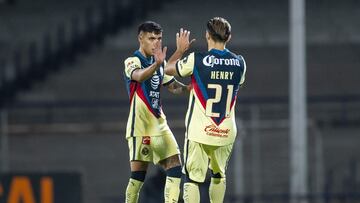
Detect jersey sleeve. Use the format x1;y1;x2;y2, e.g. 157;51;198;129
175;52;195;77
162;74;175;86
124;57;141;79
240;56;247;86
162;61;175;85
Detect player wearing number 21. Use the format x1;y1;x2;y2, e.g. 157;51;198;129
165;17;247;203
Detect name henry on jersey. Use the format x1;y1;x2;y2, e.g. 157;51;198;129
210;71;234;80
203;55;241;68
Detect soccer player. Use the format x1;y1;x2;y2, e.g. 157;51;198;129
123;21;192;203
165;17;247;203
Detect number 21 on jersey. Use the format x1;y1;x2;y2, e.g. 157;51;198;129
205;84;234;118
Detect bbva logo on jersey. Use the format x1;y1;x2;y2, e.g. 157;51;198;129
203;55;241;67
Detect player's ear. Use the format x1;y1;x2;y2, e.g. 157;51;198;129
205;31;210;41
138;32;143;43
226;34;231;43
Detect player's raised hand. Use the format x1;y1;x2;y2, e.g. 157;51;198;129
176;28;195;54
154;41;167;67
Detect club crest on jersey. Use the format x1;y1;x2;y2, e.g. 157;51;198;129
203;55;241;67
142;136;151;145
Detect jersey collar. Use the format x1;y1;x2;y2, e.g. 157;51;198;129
134;50;154;64
209;48;229;56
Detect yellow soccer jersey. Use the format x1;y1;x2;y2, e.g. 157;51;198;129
124;50;175;138
176;49;246;146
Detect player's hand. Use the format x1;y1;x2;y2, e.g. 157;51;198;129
176;28;195;54
154;41;167;67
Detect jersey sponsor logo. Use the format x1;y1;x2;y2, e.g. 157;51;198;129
204;124;230;137
127;60;134;66
151;75;160;89
126;60;139;77
151;98;159;109
149;91;160;98
127;60;139;69
202;55;241;67
142;136;151;145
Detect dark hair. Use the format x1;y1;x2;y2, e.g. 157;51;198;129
138;21;163;35
206;17;231;42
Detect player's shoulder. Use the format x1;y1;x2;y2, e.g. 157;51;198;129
124;56;140;63
124;56;141;68
226;50;244;60
237;54;245;61
180;52;196;63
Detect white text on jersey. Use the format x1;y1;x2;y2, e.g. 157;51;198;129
203;55;241;67
210;71;234;80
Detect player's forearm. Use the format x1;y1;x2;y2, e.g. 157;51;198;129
165;50;184;76
167;80;189;95
132;63;160;82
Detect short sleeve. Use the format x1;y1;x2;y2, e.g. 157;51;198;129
124;57;141;79
162;74;175;86
175;52;195;77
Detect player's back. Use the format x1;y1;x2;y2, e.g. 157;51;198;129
186;48;246;146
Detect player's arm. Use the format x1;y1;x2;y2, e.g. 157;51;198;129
166;79;191;95
165;28;195;76
131;62;160;83
132;42;167;83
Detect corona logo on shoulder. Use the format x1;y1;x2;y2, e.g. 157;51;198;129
203;55;241;67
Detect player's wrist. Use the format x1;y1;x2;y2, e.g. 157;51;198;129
154;60;163;67
175;48;185;56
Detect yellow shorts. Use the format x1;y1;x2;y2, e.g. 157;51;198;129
183;139;233;183
127;134;180;164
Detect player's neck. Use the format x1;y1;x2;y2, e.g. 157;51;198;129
139;48;151;58
208;41;226;51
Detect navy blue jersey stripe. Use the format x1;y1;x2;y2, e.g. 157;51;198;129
193;66;209;100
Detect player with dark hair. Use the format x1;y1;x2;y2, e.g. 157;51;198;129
165;17;247;203
123;21;191;203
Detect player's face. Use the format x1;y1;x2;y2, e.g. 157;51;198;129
138;31;162;57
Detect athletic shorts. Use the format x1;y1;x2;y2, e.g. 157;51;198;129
183;139;233;183
127;133;180;164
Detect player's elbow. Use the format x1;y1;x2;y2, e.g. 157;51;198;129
164;66;175;76
164;68;171;75
131;72;145;83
